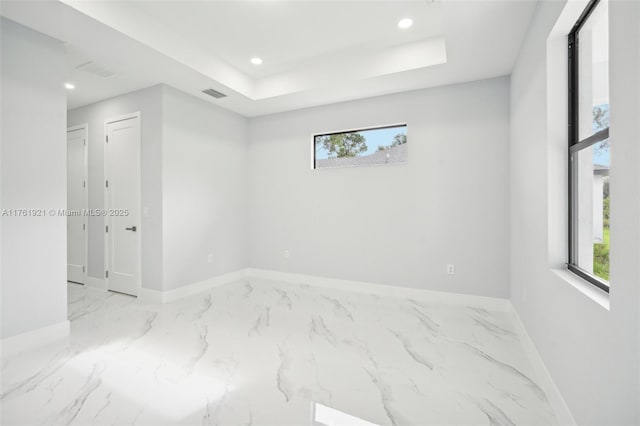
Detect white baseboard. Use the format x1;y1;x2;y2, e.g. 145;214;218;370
245;268;512;311
86;276;106;290
136;268;511;313
509;306;576;425
137;287;162;304
1;320;70;359
138;269;248;304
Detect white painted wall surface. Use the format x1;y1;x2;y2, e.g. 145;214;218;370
67;86;164;290
248;77;510;298
69;85;249;293
0;19;68;338
510;1;639;424
162;86;249;290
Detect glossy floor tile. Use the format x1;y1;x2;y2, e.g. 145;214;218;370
1;279;558;425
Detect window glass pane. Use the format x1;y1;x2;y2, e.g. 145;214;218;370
572;138;610;281
578;0;609;139
314;125;407;169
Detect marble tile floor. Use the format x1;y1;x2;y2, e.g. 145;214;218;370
0;279;558;426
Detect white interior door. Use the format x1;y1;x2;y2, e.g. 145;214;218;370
106;114;141;296
67;126;87;284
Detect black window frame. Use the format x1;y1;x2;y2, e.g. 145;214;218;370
567;0;610;293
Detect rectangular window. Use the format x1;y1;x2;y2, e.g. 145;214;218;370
568;0;610;292
313;124;407;169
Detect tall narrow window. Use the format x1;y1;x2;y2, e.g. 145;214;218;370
568;0;610;292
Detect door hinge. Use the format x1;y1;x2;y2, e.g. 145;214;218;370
83;181;86;188
106;225;109;233
82;223;85;231
82;266;85;273
106;135;109;143
105;180;109;188
84;139;86;146
106;270;109;278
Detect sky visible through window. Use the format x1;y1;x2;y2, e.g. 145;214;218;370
592;104;609;166
315;126;406;160
591;103;610;282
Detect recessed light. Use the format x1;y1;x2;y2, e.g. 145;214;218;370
64;82;75;90
250;57;263;65
398;18;413;29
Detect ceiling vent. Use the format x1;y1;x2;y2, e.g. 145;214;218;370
76;61;116;78
202;88;227;99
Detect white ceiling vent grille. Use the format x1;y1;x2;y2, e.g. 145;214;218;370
75;61;116;78
202;88;227;99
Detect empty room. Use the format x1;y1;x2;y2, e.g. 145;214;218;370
0;0;638;425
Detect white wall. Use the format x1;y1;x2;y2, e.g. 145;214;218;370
248;77;510;298
68;85;249;292
68;85;164;290
510;1;640;424
0;19;68;338
162;86;249;290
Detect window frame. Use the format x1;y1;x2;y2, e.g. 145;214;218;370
312;123;408;170
567;0;610;293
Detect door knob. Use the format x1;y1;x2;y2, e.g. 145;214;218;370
125;226;137;232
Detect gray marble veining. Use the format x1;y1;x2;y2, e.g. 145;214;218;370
1;279;558;425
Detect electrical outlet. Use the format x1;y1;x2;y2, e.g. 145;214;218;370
447;264;455;275
283;249;290;259
207;253;214;263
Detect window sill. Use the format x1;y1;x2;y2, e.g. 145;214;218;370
551;268;610;310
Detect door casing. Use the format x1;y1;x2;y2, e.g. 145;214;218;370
67;124;88;285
